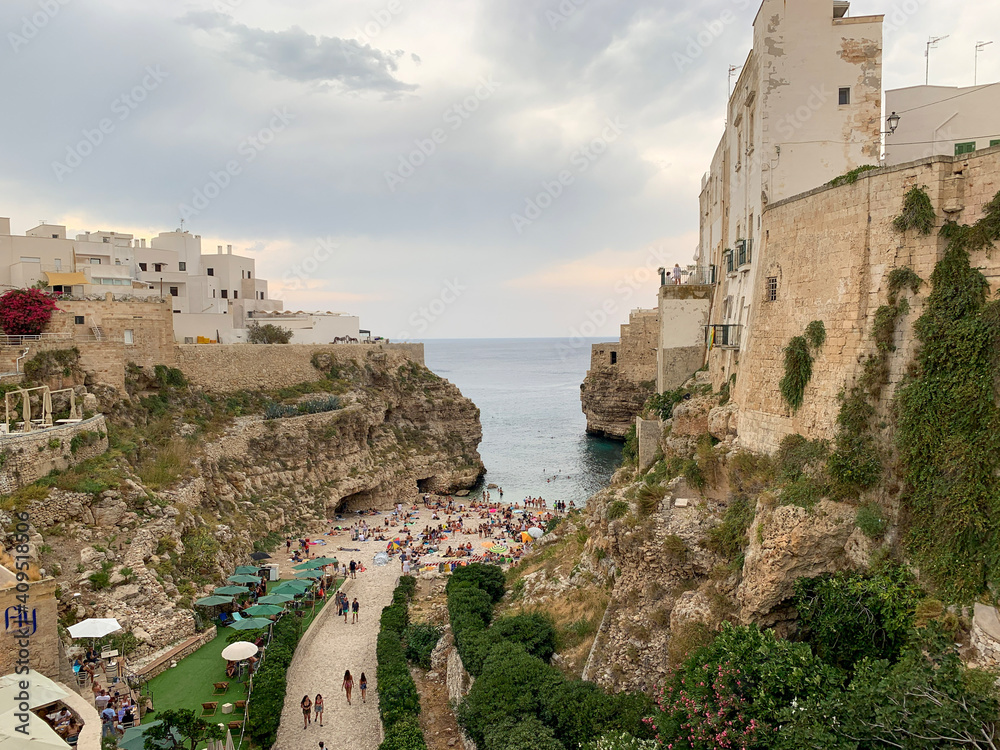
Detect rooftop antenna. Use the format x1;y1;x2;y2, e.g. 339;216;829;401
728;64;744;98
179;218;186;232
976;41;993;85
925;35;949;85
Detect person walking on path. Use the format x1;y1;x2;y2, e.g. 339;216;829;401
342;593;349;624
300;695;312;728
342;670;354;705
352;597;359;624
313;694;324;727
349;560;356;579
359;673;368;704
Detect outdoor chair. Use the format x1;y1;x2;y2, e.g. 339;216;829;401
212;682;229;695
201;702;218;717
230;612;245;623
218;613;231;625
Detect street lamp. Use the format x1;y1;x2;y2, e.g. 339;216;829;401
885;111;901;135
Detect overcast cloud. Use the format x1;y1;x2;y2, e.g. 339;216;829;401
0;0;996;339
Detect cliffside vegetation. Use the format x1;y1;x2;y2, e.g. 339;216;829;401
779;320;825;411
896;191;1000;601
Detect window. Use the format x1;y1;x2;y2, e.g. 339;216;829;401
138;263;147;272
54;259;61;270
955;142;976;155
74;316;85;325
766;276;778;302
169;286;179;297
102;237;110;243
124;329;134;345
90;258;101;265
991;139;1000;148
247;271;252;279
173;310;181;314
610;352;617;365
153;263;164;272
178;262;186;272
259;292;264;300
212;289;216;298
19;256;40;263
221;290;228;299
838;87;851;105
51;234;58;239
233;290;239;299
207;268;214;276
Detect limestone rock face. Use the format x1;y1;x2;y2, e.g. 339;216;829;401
580;368;654;439
737;498;857;623
708;402;739;442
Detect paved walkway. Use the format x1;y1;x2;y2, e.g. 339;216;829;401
271;501;539;750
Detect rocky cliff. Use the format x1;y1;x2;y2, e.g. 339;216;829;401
580;367;654;439
1;346;483;662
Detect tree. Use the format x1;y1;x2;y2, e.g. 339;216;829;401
143;709;225;750
246;322;293;344
0;288;58;336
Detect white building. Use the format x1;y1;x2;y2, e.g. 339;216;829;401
242;311;362;345
884;83;1000;165
0;218;285;343
695;0;883;386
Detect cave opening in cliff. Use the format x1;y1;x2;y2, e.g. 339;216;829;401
417;477;436;494
336;489;376;513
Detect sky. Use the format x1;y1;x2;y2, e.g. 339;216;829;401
0;0;997;340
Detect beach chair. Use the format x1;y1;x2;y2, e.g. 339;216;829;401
230;612;245;623
212;682;229;695
218;612;232;626
201;702;218;717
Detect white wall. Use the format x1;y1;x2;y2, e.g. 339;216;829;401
885;84;1000;165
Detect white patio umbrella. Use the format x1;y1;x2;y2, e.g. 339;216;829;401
225;727;236;750
67;618;122;639
221;642;259;661
0;708;70;748
0;671;68;712
527;527;544;539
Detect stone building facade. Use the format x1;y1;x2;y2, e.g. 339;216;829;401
734;147;1000;452
581;309;659;439
0;570;61;681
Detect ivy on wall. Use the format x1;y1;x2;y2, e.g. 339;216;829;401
827;268;923;494
892;186;936;235
895;190;1000;602
779;321;826;411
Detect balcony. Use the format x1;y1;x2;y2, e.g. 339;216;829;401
688;265;718;285
735;239;753;270
706;324;742;350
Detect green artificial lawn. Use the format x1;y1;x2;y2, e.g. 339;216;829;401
143;579;337;725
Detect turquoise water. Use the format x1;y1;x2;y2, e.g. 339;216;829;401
422;338;623;506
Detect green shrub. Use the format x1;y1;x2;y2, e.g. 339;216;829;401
607;500;629;521
892;185;936;235
702;498;754;562
779;336;812;411
793;567;922;671
245;614;304;748
379;717;428;750
621;424;638;465
804;320;826;349
447;563;505;603
405;623;441;669
855;503;887;539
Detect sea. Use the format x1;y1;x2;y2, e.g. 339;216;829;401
422;338;623;507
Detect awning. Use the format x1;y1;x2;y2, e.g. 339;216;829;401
42;272;87;286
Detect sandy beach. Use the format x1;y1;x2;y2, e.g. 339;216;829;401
271;499;550;750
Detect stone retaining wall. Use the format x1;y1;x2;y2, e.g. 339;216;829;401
133;626;219;681
174;343;425;392
0;415;108;494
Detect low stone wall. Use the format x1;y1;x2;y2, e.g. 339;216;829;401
970;603;1000;670
0;415;109;494
174;342;425;392
133;626;218;681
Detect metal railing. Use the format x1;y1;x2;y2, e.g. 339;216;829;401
0;332;73;346
687;265;717;285
706;324;742;349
